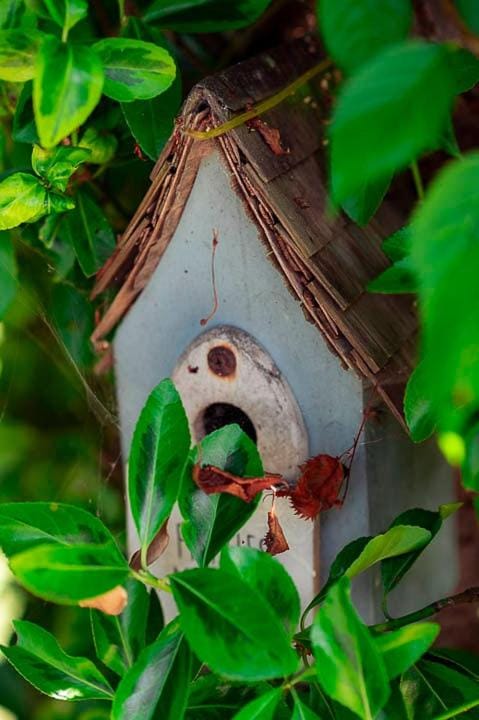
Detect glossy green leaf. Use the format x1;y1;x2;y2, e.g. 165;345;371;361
129;379;190;558
179;425;262;567
91;578;150;677
187;674;257;718
144;0;273;32
291;695;321;720
26;0;87;30
34;35;103;148
0;0;24;28
79;127;117;165
0;620;113;701
170;567;299;681
318;0;412;74
93;38;176;102
331;42;456;204
429;648;479;680
32;144;91;192
220;546;300;634
0;501;122;559
0;172;47;230
455;0;479;34
342;175;391;226
381;505;460;595
122;76;182;160
59;190;115;277
400;659;479;719
375;623;439;679
13;82;38;144
0;233;18;319
232;689;282;720
111;621;191;720
10;543;129;604
0;29;41;82
404;362;436;442
311;578;390;719
411;153;479;433
346;525;431;578
368;259;417;294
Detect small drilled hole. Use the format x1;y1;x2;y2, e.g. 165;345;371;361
201;402;257;443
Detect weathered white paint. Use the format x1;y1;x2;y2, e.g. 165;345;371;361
114;150;457;623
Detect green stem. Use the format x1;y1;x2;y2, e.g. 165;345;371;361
371;586;479;633
131;569;171;593
411;160;425;201
61;23;69;42
434;698;479;720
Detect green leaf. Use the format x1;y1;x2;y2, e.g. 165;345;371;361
232;689;282;720
111;621;191;720
50;284;94;369
13;82;38;144
122;77;182;160
368;258;417;294
59;190;115;277
375;623;440;679
330;42;456;204
170;567;299;681
0;29;41;82
345;525;431;578
399;659;479;719
79;127;117;165
10;543;129;604
0;233;17;319
0;501;122;558
144;0;273;32
0;172;47;230
128;379;190;558
311;578;390;719
34;35;103;148
220;546;300;634
0;0;24;29
26;0;87;30
455;0;479;34
303;536;372;618
381;505;460;596
342;175;391;226
179;425;262;567
0;620;113;701
404;362;436;442
382;227;411;262
449;46;479;93
32;144;91;192
291;695;322;719
318;0;413;74
91;578;150;677
93;38;176;102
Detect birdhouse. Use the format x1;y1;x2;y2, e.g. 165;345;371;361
92;39;457;622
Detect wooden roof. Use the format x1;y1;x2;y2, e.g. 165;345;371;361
91;38;417;425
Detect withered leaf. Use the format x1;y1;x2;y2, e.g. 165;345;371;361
129;520;169;571
79;585;128;616
193;464;285;502
247;117;289;156
263;507;289;556
279;454;346;520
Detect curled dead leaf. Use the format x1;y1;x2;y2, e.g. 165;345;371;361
193;464;286;502
130;520;169;571
278;454;346;520
247;117;289;156
263;506;289;556
79;585;128;616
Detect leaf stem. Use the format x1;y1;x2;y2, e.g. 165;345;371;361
183;57;332;140
131;569;171;593
371;586;479;632
434;698;479;720
411;160;425;201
